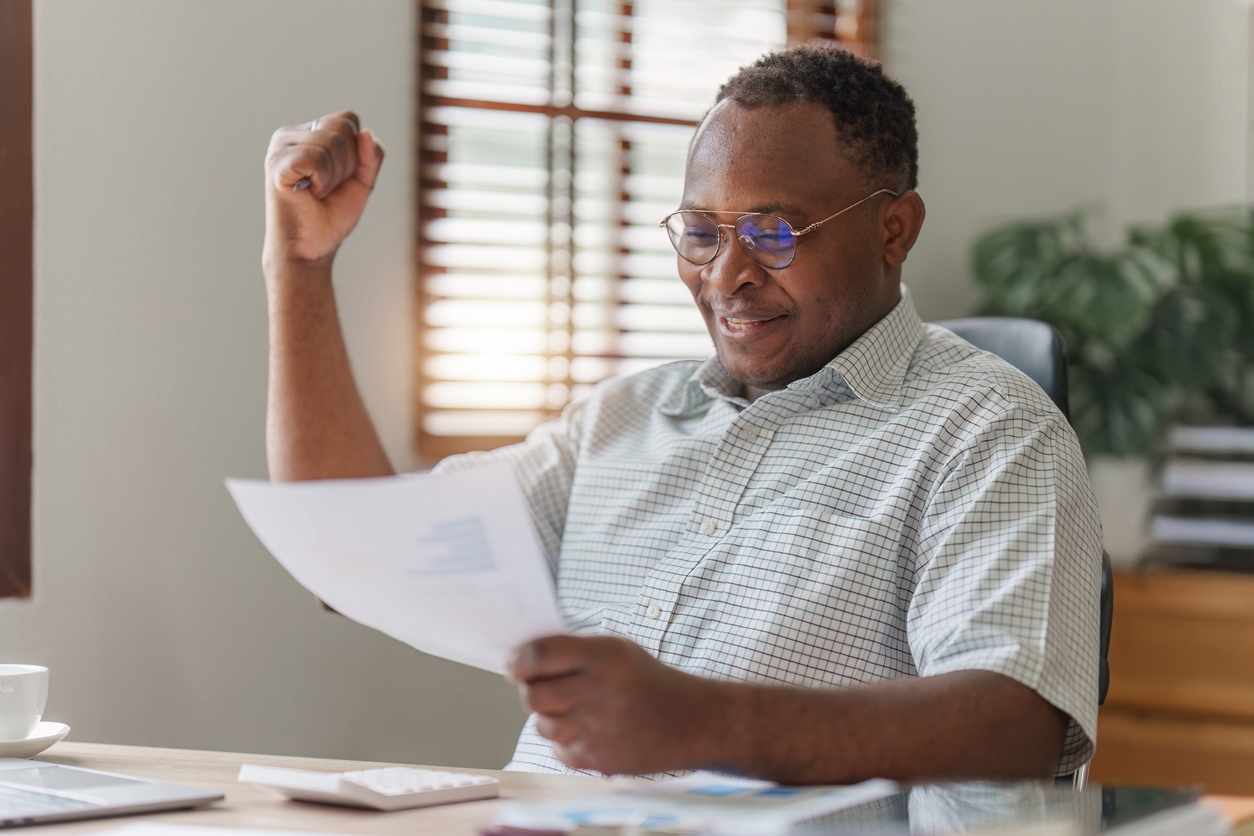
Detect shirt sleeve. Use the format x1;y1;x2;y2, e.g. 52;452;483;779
909;402;1103;776
432;399;586;578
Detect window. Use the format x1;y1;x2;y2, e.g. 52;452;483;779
0;0;32;597
416;0;877;459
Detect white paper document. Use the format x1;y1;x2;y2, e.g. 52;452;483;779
227;462;565;675
495;771;900;836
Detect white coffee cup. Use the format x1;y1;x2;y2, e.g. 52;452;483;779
0;665;48;741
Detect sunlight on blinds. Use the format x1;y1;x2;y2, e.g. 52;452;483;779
419;0;789;455
574;1;788;120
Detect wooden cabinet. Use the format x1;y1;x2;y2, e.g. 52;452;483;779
1091;570;1254;794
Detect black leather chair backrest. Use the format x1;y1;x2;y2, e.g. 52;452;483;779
934;316;1112;706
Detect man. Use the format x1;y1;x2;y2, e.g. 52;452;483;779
262;44;1101;784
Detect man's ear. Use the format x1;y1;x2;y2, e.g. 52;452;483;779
882;191;925;267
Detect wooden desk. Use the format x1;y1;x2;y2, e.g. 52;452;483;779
31;741;626;836
21;741;1254;835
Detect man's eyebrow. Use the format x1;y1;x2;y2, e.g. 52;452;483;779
751;202;808;217
675;202;809;217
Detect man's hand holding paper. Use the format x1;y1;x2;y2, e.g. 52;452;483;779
505;635;717;777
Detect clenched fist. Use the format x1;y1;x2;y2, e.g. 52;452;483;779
263;110;385;271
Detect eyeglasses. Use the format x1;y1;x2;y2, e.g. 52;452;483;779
659;188;899;270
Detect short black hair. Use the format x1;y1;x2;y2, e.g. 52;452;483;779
713;43;919;191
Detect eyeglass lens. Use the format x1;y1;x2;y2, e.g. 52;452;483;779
664;212;797;269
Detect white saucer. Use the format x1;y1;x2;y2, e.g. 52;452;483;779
0;722;70;758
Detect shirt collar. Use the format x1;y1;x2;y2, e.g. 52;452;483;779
659;285;924;416
658;356;746;417
823;286;924;410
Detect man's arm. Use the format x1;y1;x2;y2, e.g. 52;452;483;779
263;110;394;481
508;635;1066;783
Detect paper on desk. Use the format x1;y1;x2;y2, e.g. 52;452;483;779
227;462;565;675
495;771;900;836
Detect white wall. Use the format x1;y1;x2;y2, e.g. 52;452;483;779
1106;0;1251;227
884;0;1253;321
1;0;527;766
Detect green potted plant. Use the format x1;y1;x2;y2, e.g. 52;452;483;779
969;207;1254;563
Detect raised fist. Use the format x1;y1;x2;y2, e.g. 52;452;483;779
263;110;385;269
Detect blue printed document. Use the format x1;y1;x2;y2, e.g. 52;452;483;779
227;463;565;674
495;772;899;836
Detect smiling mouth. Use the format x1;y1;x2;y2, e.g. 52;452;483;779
715;314;789;342
722;315;784;331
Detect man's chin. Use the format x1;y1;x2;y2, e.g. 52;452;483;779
714;349;792;395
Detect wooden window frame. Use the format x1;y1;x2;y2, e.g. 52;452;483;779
414;0;877;461
0;0;33;598
788;0;878;58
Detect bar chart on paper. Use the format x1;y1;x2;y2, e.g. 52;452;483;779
412;517;496;576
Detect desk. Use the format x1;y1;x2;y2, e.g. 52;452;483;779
23;742;1254;835
31;741;624;836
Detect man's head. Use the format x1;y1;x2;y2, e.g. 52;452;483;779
676;44;925;400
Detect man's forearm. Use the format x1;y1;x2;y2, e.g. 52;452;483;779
265;260;394;481
696;670;1067;784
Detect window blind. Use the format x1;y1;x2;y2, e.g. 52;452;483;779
417;0;875;458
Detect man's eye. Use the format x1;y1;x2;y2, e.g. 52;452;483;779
684;229;717;241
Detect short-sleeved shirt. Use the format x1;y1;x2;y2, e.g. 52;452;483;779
435;287;1103;778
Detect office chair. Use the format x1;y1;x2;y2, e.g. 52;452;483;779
935;317;1114;790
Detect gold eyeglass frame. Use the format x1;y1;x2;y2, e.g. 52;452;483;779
659;188;900;269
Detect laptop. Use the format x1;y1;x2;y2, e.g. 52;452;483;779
0;758;223;827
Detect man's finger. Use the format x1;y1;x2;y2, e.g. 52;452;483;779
534;713;581;746
522;674;585;716
268;143;336;195
551;739;598;773
353;129;385;190
266;111;357;154
318;109;361;135
507;635;595;682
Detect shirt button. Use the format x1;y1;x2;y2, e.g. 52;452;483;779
699;519;717;536
808;395;822;409
742;426;758;443
645;603;662;619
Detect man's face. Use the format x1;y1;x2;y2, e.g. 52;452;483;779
678;100;901;398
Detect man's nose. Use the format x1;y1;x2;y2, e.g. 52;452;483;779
701;227;768;293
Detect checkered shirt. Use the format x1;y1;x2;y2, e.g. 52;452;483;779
436;288;1103;778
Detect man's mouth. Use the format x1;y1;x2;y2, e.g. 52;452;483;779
722;315;784;331
716;313;788;341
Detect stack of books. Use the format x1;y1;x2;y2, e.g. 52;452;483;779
1147;426;1254;570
